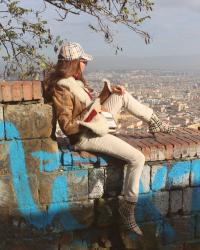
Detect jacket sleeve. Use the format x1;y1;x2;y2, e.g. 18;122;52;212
52;89;81;135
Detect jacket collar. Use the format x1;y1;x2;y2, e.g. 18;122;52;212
57;77;92;106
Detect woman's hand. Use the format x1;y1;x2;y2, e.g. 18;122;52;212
112;85;126;95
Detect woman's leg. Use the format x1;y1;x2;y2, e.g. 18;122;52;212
75;133;145;202
102;90;153;122
75;132;144;234
103;91;175;134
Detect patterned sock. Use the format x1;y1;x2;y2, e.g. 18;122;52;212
118;199;143;236
149;113;175;134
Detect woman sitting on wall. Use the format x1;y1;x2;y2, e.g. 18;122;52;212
44;42;174;235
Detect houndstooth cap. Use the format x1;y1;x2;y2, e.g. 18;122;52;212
58;42;93;61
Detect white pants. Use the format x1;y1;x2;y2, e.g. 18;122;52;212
74;91;153;202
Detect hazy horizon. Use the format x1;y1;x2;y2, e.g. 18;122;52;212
85;54;200;72
1;54;200;75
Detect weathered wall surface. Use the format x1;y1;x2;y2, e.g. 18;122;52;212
1;81;200;250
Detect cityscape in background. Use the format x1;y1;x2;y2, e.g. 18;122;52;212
1;69;199;134
85;69;200;134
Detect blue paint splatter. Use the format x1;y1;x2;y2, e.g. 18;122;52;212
0;116;4;140
62;151;72;166
168;161;190;188
2;121;83;230
151;166;167;191
191;160;200;186
191;187;200;212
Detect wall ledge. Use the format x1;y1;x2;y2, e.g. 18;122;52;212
0;81;43;103
57;128;200;167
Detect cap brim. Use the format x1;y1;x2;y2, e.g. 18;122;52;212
81;52;93;61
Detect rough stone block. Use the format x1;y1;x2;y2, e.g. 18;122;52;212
39;138;61;172
183;187;200;213
49;200;94;231
11;174;39;210
139;164;150;193
12;82;22;101
151;191;169;215
183;187;192;214
151;165;168;192
22;81;33;101
136;193;153;222
28;174;39;204
170;190;183;214
184;240;200;250
4;104;54;139
67;170;88;201
9;204;47;228
95;198;115;227
0;142;9;175
163;215;195;244
105;165;123;197
167;161;190;189
1;83;12;102
23;139;42;174
0;176;16;209
32;80;43;100
42;138;59;151
139;220;163;249
39;170;88;204
195;215;200;238
89;168;105;198
136;192;169;223
39;173;61;204
191;159;200;186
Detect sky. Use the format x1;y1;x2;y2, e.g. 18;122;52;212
18;1;200;70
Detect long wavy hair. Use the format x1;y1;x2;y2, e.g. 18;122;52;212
43;57;93;102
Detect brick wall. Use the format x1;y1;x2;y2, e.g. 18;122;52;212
1;81;200;250
0;81;42;102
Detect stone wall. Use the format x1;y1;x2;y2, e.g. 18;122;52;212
1;81;200;250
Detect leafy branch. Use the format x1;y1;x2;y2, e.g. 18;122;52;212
0;0;154;79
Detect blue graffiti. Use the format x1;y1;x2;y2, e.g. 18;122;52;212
0;121;83;230
32;151;61;172
151;166;168;191
1;120;200;244
168;161;190;188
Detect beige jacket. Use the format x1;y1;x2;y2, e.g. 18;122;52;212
52;77;112;141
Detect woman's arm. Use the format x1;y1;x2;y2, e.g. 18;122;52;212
52;89;81;135
98;79;126;104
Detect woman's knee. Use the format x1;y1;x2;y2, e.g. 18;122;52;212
129;150;145;167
